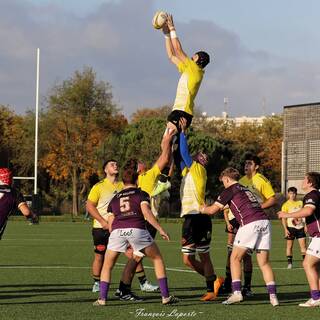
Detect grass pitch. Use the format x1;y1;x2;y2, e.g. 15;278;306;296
0;220;319;320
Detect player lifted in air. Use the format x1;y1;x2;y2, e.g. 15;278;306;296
201;167;279;306
161;14;210;134
154;13;210;187
281;186;306;269
278;172;320;307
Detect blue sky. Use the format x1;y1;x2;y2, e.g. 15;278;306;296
1;0;320;117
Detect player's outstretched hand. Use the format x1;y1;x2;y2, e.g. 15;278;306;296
179;117;187;133
277;211;285;219
167;14;175;31
159;228;170;241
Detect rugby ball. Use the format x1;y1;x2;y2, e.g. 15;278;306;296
152;11;167;29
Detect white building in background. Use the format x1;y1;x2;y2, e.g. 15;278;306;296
204;111;268;126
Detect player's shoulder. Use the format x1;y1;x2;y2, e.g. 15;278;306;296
92;179;105;188
306;189;320;201
254;173;271;184
239;175;248;184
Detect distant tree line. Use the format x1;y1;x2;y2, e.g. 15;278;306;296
0;67;283;216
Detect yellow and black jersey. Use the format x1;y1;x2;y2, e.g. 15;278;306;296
281;199;304;229
87;178;124;229
172;57;204;116
239;173;275;204
180;161;206;217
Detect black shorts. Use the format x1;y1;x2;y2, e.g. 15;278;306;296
225;218;240;234
167;110;193;131
286;227;306;240
145;221;157;239
181;214;212;247
92;228;110;254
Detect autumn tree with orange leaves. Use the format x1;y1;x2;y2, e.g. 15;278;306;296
40;67;127;216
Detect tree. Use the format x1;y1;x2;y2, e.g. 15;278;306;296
0;105;24;168
40;67;126;216
131;105;171;123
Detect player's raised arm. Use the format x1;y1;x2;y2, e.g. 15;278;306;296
166;14;188;62
163;23;180;67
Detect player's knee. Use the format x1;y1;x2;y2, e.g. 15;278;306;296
302;258;309;270
182;252;195;267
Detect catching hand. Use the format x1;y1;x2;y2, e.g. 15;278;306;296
167;14;175;31
160;229;170;241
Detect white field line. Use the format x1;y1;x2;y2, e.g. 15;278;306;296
0;263;303;271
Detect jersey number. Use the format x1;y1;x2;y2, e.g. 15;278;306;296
120;196;131;213
245;191;258;203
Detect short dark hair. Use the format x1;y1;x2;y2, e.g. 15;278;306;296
306;172;320;189
287;186;297;193
123;158;138;172
102;159;117;171
245;153;261;166
219;167;240;181
195;51;210;69
122;167;139;185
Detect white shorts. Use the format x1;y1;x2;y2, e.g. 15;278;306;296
107;228;154;257
306;237;320;259
233;220;271;251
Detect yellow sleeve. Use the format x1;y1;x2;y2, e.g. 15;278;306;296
138;164;161;196
261;180;275;199
87;184;100;204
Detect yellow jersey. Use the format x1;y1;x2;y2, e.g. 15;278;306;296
87;178;124;228
281;199;304;229
239;173;275;204
172;57;204;116
138;164;161;197
180;161;206;217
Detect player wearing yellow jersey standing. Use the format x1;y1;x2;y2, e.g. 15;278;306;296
281;187;306;269
178;118;224;301
86;160;124;292
237;153;277;297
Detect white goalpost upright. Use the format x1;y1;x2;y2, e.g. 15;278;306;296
34;48;40;195
13;48;40;209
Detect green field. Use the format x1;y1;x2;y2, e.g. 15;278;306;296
0;220;319;320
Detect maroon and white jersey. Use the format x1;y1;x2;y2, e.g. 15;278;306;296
0;186;26;239
107;187;150;230
216;183;268;226
303;190;320;237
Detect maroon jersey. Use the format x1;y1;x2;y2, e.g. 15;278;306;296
0;186;25;239
107;187;150;230
217;183;268;226
303;190;320;237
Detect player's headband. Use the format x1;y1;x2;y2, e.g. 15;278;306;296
0;168;12;185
